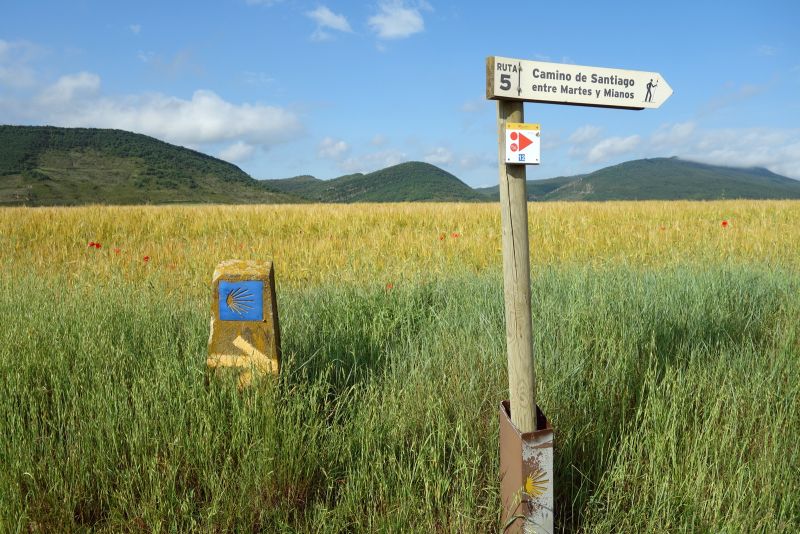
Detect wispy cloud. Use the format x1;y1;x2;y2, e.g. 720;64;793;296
460;98;484;113
37;72;100;105
568;125;602;144
651;121;696;148
369;1;429;40
423;146;452;165
241;71;275;87
129;24;141;35
138;49;205;78
0;39;43;89
318;137;349;158
218;141;255;162
756;44;777;56
700;82;770;116
585;135;641;164
307;6;352;41
340;149;406;173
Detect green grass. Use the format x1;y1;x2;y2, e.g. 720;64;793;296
1;267;798;532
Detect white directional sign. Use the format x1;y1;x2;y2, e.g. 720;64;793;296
487;56;672;110
505;123;540;165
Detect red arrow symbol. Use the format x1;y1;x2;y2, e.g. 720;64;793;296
517;132;533;151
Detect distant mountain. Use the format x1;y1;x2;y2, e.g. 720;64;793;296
3;126;799;206
475;175;579;200
264;161;485;202
0;125;301;205
476;158;800;201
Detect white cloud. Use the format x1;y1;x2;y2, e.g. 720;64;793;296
318;137;349;158
656;126;800;179
371;134;388;146
129;24;142;35
560;121;800;179
369;1;426;39
0;39;40;89
457;151;494;170
38;72;100;105
25;73;302;149
307;6;352;41
424;146;452;165
568;125;602;144
340;149;406;173
585;135;640;163
651;121;696;148
218;141;256;162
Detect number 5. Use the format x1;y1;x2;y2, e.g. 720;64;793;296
500;74;511;91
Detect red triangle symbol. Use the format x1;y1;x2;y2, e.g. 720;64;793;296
517;132;533;151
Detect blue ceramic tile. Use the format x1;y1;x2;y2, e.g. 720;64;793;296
219;280;264;321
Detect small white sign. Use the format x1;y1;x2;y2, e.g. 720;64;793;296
505;123;540;165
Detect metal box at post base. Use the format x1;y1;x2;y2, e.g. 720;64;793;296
499;400;554;534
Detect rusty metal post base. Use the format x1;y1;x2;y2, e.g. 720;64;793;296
499;400;554;534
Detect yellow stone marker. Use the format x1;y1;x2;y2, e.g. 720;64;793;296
207;260;281;387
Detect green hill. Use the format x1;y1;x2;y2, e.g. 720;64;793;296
264;161;485;202
548;158;800;201
475;174;579;200
260;174;322;196
477;158;800;201
0;125;301;205
4;126;799;205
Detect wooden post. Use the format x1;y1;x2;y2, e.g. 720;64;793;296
496;100;537;433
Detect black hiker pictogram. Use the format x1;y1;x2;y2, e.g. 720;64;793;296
645;79;658;102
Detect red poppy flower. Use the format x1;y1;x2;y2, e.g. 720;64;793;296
451;232;460;238
439;233;446;240
385;282;393;290
114;248;121;255
721;220;729;228
88;241;96;248
95;243;101;249
143;256;150;262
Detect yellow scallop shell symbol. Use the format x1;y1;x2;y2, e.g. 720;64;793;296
525;468;549;498
226;286;255;317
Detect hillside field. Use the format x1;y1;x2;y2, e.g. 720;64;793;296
1;201;799;532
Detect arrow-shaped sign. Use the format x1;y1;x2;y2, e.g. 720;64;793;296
487;56;672;110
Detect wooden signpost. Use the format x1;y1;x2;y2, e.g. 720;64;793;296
487;55;672;533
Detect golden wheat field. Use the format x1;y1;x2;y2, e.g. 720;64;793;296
3;200;800;532
3;200;799;293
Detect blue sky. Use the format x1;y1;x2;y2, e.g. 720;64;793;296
2;0;799;186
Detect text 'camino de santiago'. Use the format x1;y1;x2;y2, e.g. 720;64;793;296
497;62;639;101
